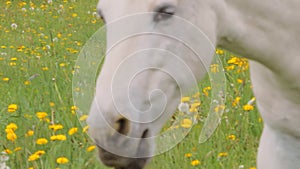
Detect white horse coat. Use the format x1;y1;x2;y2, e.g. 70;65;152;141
87;0;300;169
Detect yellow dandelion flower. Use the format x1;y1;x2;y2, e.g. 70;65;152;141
36;112;48;119
55;135;66;140
218;152;228;157
91;19;97;24
4;149;12;154
57;33;62;38
181;97;190;103
216;49;224;55
191;102;201;108
2;77;10;82
14;147;22;152
185;153;192;157
40;4;47;10
210;64;219;73
71;106;78;114
6;123;18;131
191;159;200;166
71;106;77;111
8;104;18;113
79;115;88;121
28;154;40;161
6;132;17;141
180;118;193;128
42;67;49;71
44;118;50;123
26;130;34;137
232;97;241;107
9;62;17;66
51;135;66;141
75;41;82;46
36;138;48;145
68;127;78;135
225;65;235;71
56;157;69;164
35;150;45;155
49;124;63;131
228;57;239;64
50;135;57;141
5;128;13;133
250;167;256;169
204;86;211;90
59;63;66;67
237;79;243;84
86;145;96;152
71;49;79;54
203;86;211;96
243;104;254;111
189;107;198;113
82;126;89;133
227;134;236;141
24;80;31;85
49;102;55;107
72;13;78;17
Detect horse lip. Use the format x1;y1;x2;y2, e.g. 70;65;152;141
96;145;149;169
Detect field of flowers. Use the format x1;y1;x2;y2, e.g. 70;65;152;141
0;1;262;169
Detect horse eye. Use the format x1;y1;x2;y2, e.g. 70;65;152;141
153;5;176;22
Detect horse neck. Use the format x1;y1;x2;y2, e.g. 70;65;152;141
213;0;300;70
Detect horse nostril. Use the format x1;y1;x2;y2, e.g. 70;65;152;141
141;129;149;138
115;117;130;135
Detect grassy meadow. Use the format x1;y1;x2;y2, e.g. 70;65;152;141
0;1;262;169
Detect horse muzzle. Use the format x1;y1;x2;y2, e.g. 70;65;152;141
97;146;149;169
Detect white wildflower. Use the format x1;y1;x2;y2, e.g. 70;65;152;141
11;23;17;30
52;37;58;42
92;12;100;18
239;165;244;169
0;152;10;169
178;102;189;113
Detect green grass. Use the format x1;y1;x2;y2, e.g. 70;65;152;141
0;1;262;169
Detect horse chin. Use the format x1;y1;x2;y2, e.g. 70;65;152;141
97;147;150;169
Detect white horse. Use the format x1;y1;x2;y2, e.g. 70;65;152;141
87;0;300;169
